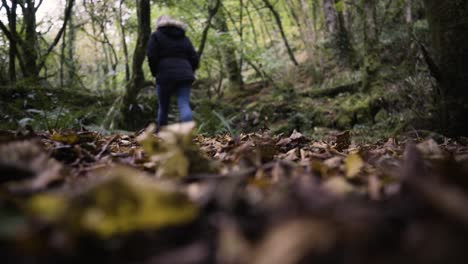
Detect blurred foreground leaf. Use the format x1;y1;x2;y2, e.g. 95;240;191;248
137;122;216;178
28;167;198;238
345;152;364;178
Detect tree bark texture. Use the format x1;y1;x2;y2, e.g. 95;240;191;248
424;0;468;135
7;0;17;83
121;0;150;130
323;0;338;35
22;0;39;79
323;0;355;67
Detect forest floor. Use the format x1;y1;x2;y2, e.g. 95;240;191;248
1;122;468;263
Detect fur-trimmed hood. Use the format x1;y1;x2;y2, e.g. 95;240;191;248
156;15;187;31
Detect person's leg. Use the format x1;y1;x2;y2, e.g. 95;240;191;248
176;82;193;122
157;83;171;129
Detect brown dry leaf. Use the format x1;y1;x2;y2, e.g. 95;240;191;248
0;140;65;193
345;152;364;178
253;220;336;264
284;148;299;161
0;130;18;143
290;130;303;140
276;137;292;146
323;177;356;197
218;220;253;264
324;156;343;170
417;138;444;159
335;131;351;152
368;175;382;200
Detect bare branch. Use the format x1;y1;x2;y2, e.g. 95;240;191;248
1;0;10;16
261;0;298;65
38;0;75;71
35;0;44;11
198;0;221;58
0;20;12;42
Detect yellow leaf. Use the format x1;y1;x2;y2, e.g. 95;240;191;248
345;153;363;178
154;149;190;178
29;168;199;238
28;194;67;221
136;123;158;155
76;175;197;237
51;131;79;145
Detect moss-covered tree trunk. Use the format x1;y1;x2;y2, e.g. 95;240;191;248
323;0;355;68
8;0;17;84
22;0;39;80
121;0;150;130
213;8;243;89
424;0;468;136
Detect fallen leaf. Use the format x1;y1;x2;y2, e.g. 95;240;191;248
335;131;351;152
323;177;356;197
51;131;79;145
345;153;364;178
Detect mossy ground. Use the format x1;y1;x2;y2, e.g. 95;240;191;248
0;85;128;131
194;64;435;143
0;63;435;143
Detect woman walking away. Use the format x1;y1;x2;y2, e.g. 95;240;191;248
147;15;199;130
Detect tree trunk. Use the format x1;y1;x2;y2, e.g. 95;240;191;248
197;0;221;59
2;0;75;82
285;0;315;62
298;0;317;62
405;0;413;25
118;0;130;83
60;22;67;88
323;0;338;35
424;0;468;135
361;0;379;91
214;8;243;89
121;0;151;130
262;0;298;66
238;0;245;89
336;2;355;67
8;0;17;84
22;0;39;80
323;0;354;67
67;11;76;87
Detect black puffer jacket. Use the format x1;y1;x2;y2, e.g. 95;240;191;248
147;26;199;84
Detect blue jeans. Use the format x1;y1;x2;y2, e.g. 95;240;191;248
156;81;193;129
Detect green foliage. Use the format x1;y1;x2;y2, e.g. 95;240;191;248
0;86;116;130
193;99;239;136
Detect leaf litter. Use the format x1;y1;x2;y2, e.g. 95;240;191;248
1;122;468;263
